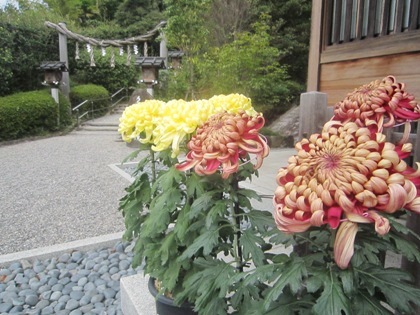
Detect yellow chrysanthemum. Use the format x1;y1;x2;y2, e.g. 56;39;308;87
118;100;165;143
118;94;259;157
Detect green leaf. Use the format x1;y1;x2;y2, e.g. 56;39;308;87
186;172;206;197
238;188;262;202
176;258;235;314
306;275;323;293
355;265;420;313
240;229;266;267
121;148;142;163
386;213;420;242
263;257;307;309
353;291;393;315
178;225;219;259
158;232;176;265
205;200;228;228
157;166;183;192
387;231;420;263
173;203;191;243
189;192;217;219
248;210;277;232
339;269;355;296
312;270;351;315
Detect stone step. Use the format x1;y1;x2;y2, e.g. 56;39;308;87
80;126;118;132
83;122;119;127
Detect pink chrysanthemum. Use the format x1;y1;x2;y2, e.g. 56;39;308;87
176;111;269;179
332;75;420;130
273;120;420;269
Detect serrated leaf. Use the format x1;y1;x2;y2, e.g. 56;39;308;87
161;260;182;292
339;269;355;296
186;172;206;197
263;258;307;309
173;203;191;242
121;148;142;163
353;291;393;315
205;201;228;228
388;232;420;262
176;258;235;314
158;232;176;265
189;192;217;219
306;275;323;293
178;226;219;259
240;229;266;267
248;210;277;232
386;213;420;242
355;265;420;313
157;166;183;191
238;188;263;201
312;271;350;315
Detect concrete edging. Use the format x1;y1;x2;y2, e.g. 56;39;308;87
0;232;124;267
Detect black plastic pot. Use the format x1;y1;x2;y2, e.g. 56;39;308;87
148;277;198;315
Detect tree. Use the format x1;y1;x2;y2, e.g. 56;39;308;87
163;0;211;99
114;0;165;34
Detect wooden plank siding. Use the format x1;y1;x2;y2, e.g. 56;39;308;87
320;52;420;105
307;0;420;106
306;1;420;294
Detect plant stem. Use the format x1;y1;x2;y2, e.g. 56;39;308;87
150;149;156;183
231;175;243;272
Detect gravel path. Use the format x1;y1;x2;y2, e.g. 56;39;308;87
0;115;137;255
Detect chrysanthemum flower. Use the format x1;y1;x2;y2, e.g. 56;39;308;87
273;120;420;269
119;94;260;158
332;76;420;130
176;111;269;179
209;94;258;117
118;100;165;143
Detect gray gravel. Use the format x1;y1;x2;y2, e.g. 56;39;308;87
0;240;141;315
0;114;138;255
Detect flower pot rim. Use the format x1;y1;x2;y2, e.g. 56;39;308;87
148;277;195;309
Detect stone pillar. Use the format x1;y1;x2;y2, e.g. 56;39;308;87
298;92;329;140
58;22;70;100
51;88;60;127
160;33;168;68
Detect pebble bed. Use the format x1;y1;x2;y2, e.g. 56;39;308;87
0;241;140;315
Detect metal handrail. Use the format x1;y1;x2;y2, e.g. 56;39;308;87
72;100;88;111
111;88;126;98
72;87;130;128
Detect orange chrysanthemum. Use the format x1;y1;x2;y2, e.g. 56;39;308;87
332;75;420;130
273;120;420;268
176;111;269;179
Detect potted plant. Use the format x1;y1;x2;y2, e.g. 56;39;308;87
118;94;278;314
233;76;420;314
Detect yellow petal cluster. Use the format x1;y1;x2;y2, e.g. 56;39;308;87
118;94;258;157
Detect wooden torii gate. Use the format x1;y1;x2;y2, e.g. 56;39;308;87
45;21;167;99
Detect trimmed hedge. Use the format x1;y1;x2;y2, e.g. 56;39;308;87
70;84;110;117
0;90;62;141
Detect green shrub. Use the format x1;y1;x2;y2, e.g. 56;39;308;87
70;84;110;117
58;92;72;127
0;90;59;141
71;52;138;94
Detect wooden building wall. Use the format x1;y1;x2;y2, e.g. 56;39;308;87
308;0;420;106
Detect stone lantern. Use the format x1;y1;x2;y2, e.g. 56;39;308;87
135;57;166;96
168;51;184;69
39;61;68;86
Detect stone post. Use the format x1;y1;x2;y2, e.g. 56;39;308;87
160;33;168;68
51;88;60;127
58;22;70;100
298;92;329;140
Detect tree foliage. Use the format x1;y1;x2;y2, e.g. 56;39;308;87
0;0;311;118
